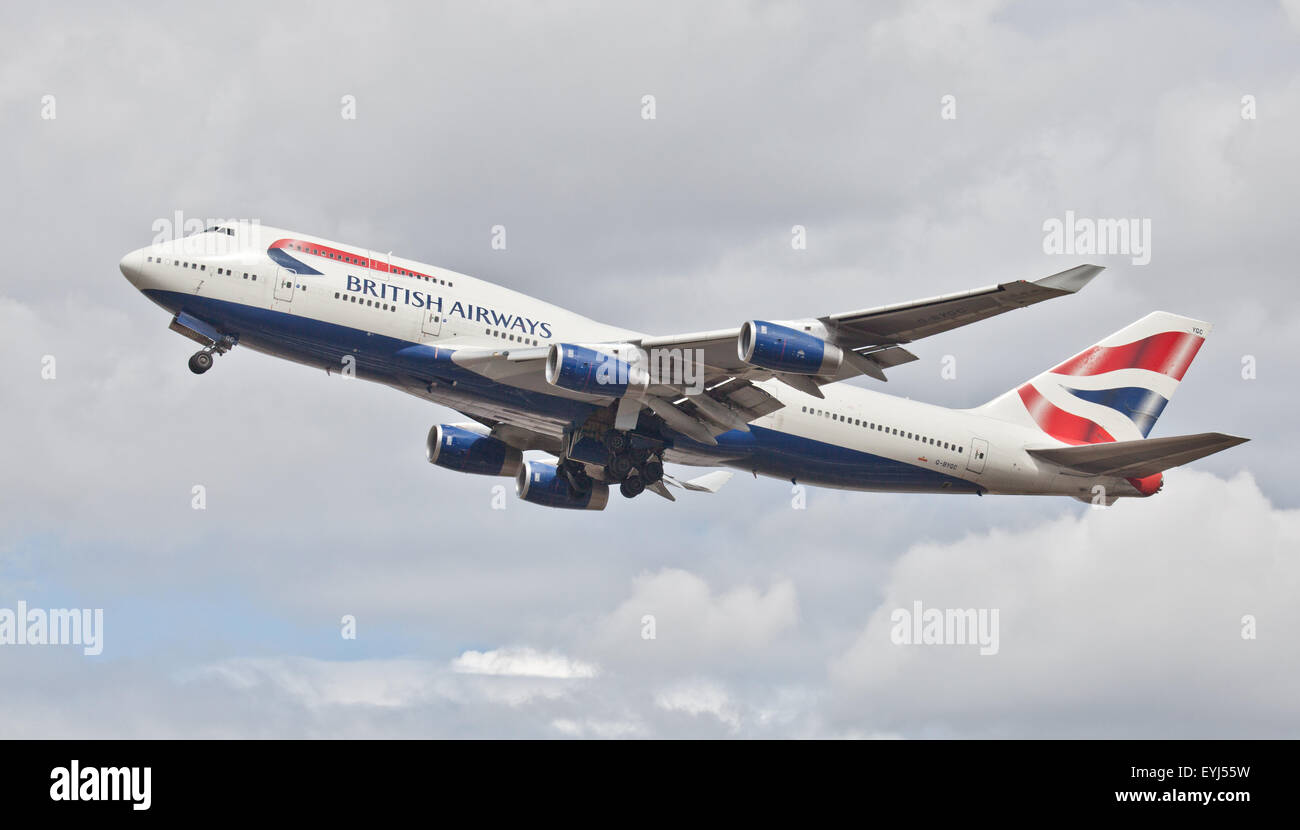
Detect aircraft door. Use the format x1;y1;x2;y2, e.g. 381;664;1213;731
966;437;989;474
274;266;296;302
421;306;442;336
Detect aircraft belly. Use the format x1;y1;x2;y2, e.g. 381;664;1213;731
676;426;981;493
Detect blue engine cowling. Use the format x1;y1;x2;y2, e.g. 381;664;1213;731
545;344;646;397
426;424;523;477
516;461;610;510
737;320;843;375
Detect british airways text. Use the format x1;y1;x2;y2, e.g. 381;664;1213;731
344;275;552;338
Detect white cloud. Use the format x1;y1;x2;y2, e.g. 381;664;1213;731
654;680;742;732
829;470;1300;737
185;657;442;709
549;718;645;739
451;647;598;679
1283;0;1300;32
589;569;799;670
185;653;589;718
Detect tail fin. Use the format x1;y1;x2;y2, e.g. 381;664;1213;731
975;311;1211;444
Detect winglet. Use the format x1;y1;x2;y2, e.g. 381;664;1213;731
1033;264;1104;295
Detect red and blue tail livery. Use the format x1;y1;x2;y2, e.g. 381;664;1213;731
984;312;1208;446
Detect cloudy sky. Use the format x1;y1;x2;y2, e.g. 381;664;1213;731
1;0;1297;737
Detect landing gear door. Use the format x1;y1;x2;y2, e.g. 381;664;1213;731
274;267;296;303
966;437;989;474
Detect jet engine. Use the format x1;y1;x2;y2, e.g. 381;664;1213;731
545;343;648;397
516;460;610;510
426;424;522;477
737;320;842;375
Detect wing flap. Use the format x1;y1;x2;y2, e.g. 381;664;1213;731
664;470;734;493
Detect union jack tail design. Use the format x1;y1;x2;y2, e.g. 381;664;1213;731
975;311;1210;445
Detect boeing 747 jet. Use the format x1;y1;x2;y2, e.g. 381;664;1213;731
119;222;1246;509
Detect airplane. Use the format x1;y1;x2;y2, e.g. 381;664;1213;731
118;221;1247;509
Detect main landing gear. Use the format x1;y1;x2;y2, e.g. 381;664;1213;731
557;426;665;501
559;458;594;496
603;429;663;499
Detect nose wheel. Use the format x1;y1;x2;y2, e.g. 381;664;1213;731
185;334;235;376
188;350;215;374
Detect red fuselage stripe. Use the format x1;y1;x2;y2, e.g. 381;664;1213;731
268;238;445;283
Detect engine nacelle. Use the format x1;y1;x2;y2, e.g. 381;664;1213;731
426;424;522;477
545;343;648;397
737;320;842;375
516;461;610;510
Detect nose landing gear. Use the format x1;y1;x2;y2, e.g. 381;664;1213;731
185;334;236;375
188;350;215;374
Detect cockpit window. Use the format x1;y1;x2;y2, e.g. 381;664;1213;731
201;226;236;236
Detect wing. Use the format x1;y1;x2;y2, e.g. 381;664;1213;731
445;264;1102;445
638;264;1103;388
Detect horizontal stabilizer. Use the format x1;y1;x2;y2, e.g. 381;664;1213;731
1027;432;1248;478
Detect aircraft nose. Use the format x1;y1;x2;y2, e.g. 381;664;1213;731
119;248;144;286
